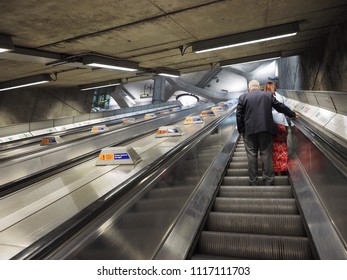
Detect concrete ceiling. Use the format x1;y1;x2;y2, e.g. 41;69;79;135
0;0;346;89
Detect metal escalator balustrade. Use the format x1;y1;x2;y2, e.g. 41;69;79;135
191;137;314;260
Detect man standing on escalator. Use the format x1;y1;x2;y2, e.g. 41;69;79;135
236;80;297;186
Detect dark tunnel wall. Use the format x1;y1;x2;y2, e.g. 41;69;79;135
278;22;347;92
0;87;93;126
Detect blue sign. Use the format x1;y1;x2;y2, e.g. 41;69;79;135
114;153;130;160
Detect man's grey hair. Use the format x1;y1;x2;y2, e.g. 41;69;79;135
248;80;260;87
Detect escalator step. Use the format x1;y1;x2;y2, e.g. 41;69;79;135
197;231;312;259
226;168;261;176
229;162;250;169
229;162;263;169
213;197;299;214
230;156;248;162
233;151;247;157
190;254;242;260
223;176;290;186
218;185;293;198
207;212;306;236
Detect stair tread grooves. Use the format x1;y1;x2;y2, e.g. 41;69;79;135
201;231;309;240
218;186;294;198
191;137;313;260
206;212;306;236
196;231;313;259
190;254;245;260
215;197;295;201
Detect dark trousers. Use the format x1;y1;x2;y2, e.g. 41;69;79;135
243;132;274;185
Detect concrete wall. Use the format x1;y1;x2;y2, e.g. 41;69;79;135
278;22;347;91
0;87;93;126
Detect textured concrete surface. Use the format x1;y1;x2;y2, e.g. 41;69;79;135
0;87;93;126
278;22;347;92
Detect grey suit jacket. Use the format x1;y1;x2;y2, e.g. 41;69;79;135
236;89;296;136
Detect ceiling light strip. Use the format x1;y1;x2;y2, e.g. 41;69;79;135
79;79;122;91
195;33;297;53
0;34;15;53
0;81;49;91
0;74;52;92
0;48;12;53
82;55;139;72
158;73;180;78
80;82;121;91
87;63;138;72
192;22;300;53
156;68;181;78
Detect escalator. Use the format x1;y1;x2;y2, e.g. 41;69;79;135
190;136;314;260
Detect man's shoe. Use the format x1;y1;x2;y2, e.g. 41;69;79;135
264;179;274;186
249;179;258;186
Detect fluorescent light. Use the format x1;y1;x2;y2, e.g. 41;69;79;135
87;63;138;72
80;80;121;91
0;80;49;91
82;55;139;72
156;68;180;78
0;48;12;53
220;51;282;67
192;22;300;53
196;33;296;53
0;74;52;92
158;73;180;78
0;34;15;53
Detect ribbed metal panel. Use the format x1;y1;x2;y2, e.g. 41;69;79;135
207;212;306;236
198;231;312;259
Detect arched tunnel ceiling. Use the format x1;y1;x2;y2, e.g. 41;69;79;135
0;0;346;89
